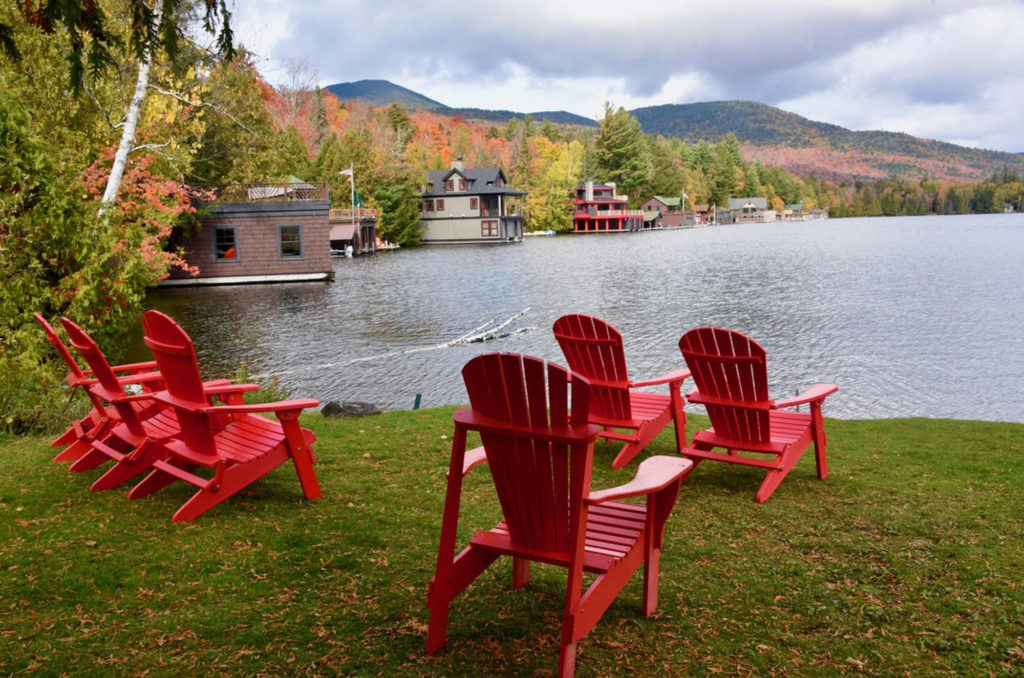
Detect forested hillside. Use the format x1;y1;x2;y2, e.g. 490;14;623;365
326;81;1024;185
325;79;595;127
633;100;1024;183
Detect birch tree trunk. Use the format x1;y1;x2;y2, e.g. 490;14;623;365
98;0;164;219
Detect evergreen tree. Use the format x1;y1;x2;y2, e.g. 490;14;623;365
594;103;650;204
372;166;423;247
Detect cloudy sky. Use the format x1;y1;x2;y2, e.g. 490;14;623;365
230;0;1024;153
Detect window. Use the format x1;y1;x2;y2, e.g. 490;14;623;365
481;220;498;237
279;224;302;258
470;197;478;211
459;179;467;191
446;180;454;192
436;199;445;211
425;199;434;212
214;226;237;260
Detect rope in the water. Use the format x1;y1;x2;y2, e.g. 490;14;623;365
258;308;531;378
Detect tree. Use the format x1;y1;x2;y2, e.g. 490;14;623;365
525;138;582;232
594;103;650;204
4;0;233;92
643;135;685;201
186;55;276;186
7;1;235;217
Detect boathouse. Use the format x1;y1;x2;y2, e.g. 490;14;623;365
163;180;332;286
329;208;378;255
721;197;770;224
419;160;526;244
572;182;644;233
641;195;693;228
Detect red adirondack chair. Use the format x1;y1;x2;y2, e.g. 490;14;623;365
553;314;690;468
35;312;161;463
59;317;257;491
678;327;838;502
426;353;693;677
129;310;321;522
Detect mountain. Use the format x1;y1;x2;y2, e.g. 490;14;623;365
322;79;596;127
323;80;1024;184
323;79;447;112
633;100;1024;183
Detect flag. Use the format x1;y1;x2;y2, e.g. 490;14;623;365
339;166;353;184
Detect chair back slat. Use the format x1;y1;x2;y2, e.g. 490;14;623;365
59;318;145;436
679;327;771;444
462;353;592;555
553;314;632;423
142;310;217;456
35;313;87;383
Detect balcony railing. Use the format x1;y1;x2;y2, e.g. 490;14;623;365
329;208;379;221
213;181;329;203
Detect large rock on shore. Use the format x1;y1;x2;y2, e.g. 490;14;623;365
321;401;382;418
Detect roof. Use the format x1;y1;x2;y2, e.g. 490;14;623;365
650;196;684;207
423;166;526;197
728;197;768;210
330;223;357;240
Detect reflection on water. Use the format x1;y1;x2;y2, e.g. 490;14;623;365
139;214;1024;422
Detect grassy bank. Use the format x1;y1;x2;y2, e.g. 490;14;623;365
1;411;1022;676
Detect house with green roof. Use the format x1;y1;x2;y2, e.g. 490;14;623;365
641;195;694;227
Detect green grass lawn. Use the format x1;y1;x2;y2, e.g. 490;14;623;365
1;411;1022;676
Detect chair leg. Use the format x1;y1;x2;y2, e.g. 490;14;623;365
68;446;112;472
285;427;321;500
91;440;164;491
611;440;642;470
425;599;451;654
642;547;660;618
557;641;578;678
171;485;227;522
755;467;792;503
50;423;81;449
53;437;92;463
512;557;531;589
170;454;281;522
129;458;196;499
812;409;829;479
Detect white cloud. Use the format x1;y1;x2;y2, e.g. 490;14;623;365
228;0;1024;152
777;3;1024;150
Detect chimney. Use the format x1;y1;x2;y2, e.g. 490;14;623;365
451;157;465;171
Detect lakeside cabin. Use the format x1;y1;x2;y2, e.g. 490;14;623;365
163;180;332;286
419;160;526;244
641;195;695;228
718;196;770;224
572;182;644;233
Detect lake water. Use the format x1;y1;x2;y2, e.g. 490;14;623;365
139;213;1024;422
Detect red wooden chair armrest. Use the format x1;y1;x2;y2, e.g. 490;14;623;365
450;445;488;479
78;361;158;378
203;382;261;396
630;368;691;388
452;408;600;446
586;456;693;505
772;383;838;410
110;360;159;374
198;398;320;416
114;370;163;386
687;389;774;410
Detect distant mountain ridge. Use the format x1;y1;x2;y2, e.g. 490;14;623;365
323;80;1024;183
323;79;596;127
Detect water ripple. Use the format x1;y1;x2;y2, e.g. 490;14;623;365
140;214;1024;422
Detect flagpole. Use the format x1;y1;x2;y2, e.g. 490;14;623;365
340;165;356;248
